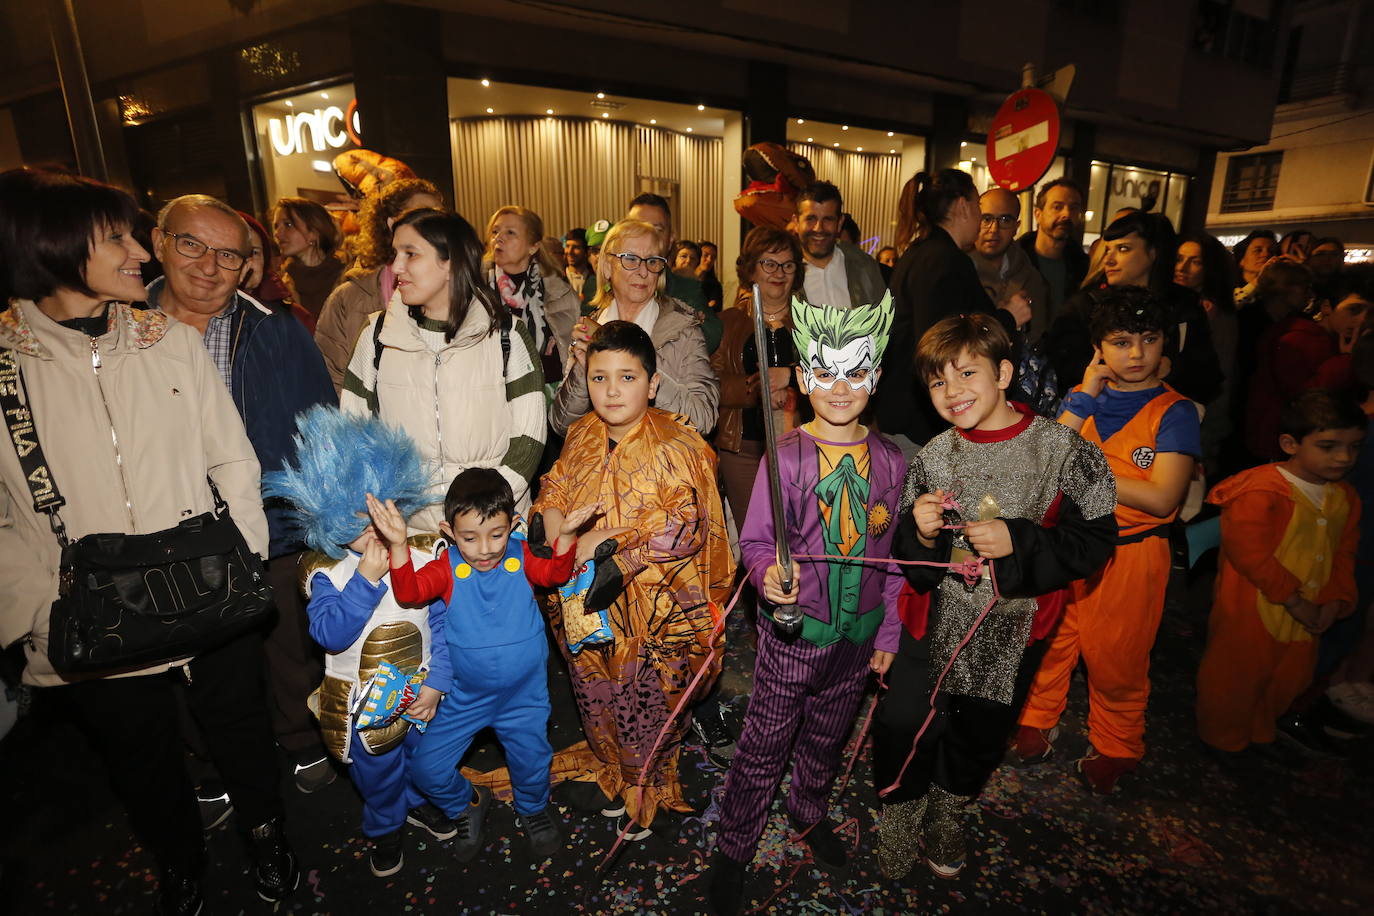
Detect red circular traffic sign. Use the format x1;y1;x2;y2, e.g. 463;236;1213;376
985;88;1061;192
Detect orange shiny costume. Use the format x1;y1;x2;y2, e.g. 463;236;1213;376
534;407;732;826
1019;388;1189;760
1196;464;1359;751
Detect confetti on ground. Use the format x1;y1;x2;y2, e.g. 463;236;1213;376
2;575;1371;913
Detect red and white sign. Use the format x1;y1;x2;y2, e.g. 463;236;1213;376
985;88;1061;192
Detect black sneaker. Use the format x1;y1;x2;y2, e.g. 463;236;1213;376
197;791;232;832
787;813;847;873
561;779;625;817
368;829;404;878
518;804;563;858
406;803;457;840
248;817;300;902
293;755;337;794
154;866;204;916
706;850;747;916
1276;710;1349;758
691;701;737;768
649;806;693;843
452;786;492;863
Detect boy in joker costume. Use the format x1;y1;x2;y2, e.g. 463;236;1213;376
709;295;907;915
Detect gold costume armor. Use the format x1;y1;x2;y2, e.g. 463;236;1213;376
304;537;442;763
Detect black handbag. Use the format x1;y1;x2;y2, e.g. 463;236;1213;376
0;347;274;675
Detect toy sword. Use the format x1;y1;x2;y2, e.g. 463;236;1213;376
753;284;801;636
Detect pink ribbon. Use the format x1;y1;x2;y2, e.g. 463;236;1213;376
595;538;1002;881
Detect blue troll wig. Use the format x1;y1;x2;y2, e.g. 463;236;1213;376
263;405;437;558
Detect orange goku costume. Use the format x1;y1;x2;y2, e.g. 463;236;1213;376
534;406;732;826
1196;464;1360;751
1020;383;1198;768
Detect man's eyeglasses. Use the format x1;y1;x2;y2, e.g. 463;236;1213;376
758;258;798;275
979;214;1018;228
166;232;248;271
610;252;669;274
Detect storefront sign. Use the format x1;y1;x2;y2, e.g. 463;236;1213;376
986;88;1060;192
268;103;359;156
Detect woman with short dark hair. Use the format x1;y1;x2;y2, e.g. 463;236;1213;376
0;166;298;912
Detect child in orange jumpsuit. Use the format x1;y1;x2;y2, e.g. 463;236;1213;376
1013;287;1200;793
1196;389;1363;759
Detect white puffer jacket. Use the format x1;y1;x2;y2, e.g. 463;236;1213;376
340;297;546;531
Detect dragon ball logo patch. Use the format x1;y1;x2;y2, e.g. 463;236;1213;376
868;500;892;537
1131;446;1156;469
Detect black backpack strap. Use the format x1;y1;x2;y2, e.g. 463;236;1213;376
500;310;512;381
0;347;69;544
368;312;386;416
371;310;386;375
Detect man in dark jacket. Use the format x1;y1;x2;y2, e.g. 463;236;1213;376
879;180;1027;455
149;195;337;800
1017;178;1088;318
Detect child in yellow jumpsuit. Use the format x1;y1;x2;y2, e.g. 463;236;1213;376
1197;390;1362;758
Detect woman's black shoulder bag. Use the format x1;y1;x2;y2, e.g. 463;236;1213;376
0;347;273;675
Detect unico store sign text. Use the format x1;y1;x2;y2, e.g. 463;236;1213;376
268;103;360;156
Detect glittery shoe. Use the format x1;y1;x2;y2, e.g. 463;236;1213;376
876;794;927;880
1008;724;1059;766
921;786;969;879
1076;748;1139;794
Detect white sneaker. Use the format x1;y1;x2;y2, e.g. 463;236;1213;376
1327;682;1374;725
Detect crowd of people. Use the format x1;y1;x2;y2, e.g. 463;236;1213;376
1;160;1371;916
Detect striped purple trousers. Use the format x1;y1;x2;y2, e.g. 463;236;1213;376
715;621;873;862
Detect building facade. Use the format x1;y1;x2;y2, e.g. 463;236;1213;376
1205;0;1373;257
0;0;1294;288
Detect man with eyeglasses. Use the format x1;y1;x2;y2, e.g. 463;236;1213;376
789;181;887;310
970;188;1050;341
147;195;338;819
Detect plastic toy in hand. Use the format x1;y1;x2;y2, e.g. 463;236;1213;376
353;660;430;733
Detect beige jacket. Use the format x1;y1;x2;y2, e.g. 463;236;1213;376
316;265;386;393
549;297;719;437
0;301;267;686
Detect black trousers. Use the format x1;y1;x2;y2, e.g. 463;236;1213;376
56;631;284;874
872;623;1047;803
262;551;325;757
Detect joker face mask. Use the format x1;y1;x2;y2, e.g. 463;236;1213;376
802;335;879;393
790;293;894;395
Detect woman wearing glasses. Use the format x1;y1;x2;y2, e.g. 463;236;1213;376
712;227;805;529
551;219;718;437
0;168;299;912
